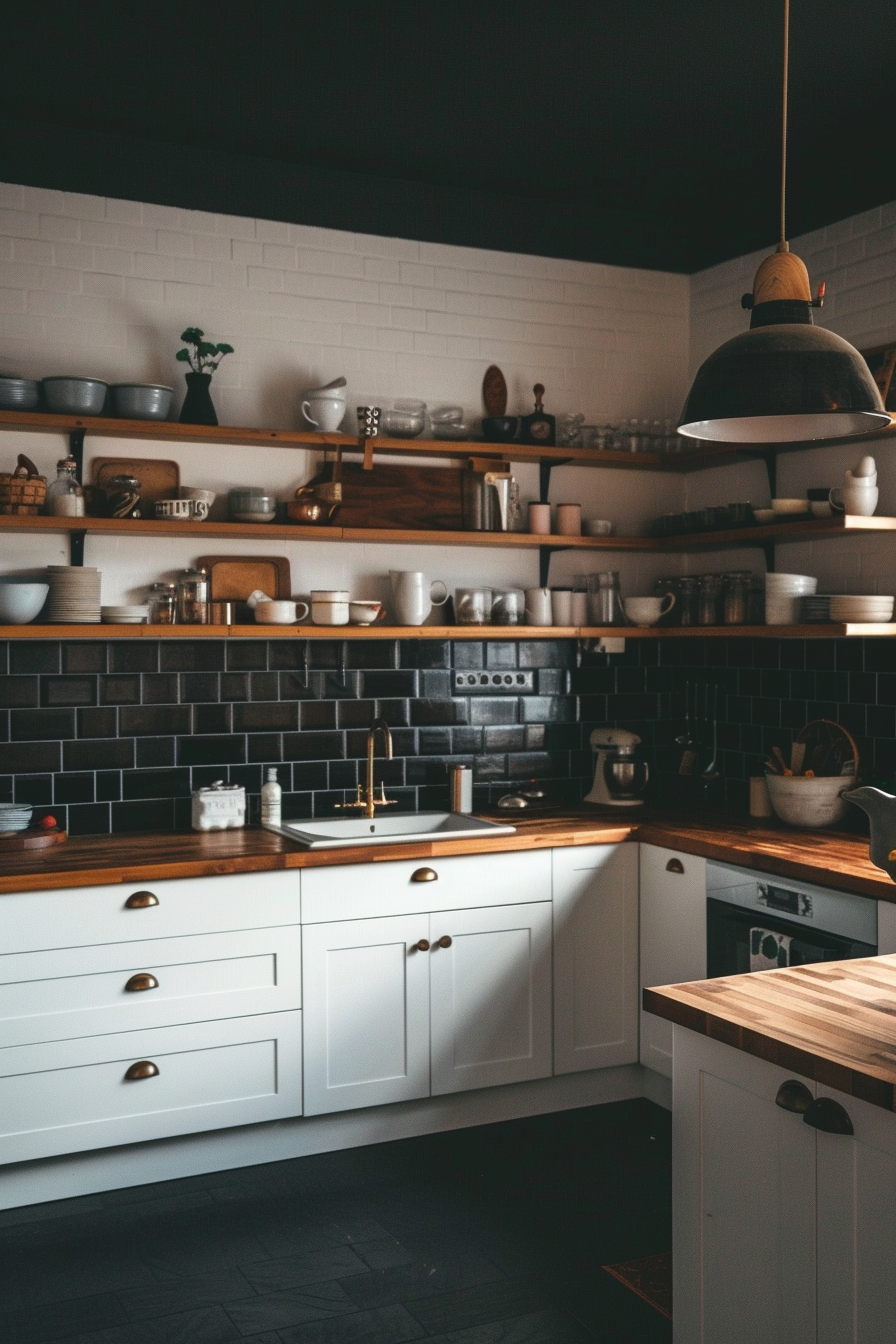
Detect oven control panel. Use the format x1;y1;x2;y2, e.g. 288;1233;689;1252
758;883;812;918
706;860;877;945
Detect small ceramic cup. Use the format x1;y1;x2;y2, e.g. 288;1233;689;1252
155;498;192;520
311;589;350;624
551;588;573;624
525;586;553;625
349;600;386;625
555;503;582;536
528;502;552;535
254;599;310;624
622;593;676;626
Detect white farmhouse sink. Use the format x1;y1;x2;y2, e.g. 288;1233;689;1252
263;811;516;849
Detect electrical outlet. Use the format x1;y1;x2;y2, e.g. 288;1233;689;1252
453;670;536;694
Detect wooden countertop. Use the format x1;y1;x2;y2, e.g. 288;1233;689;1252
644;956;896;1113
0;805;892;899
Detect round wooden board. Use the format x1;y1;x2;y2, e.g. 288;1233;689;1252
482;365;508;417
0;827;67;851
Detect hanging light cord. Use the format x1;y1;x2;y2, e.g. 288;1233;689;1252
779;0;790;250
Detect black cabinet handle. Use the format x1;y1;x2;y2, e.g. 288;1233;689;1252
666;858;685;874
775;1080;813;1114
802;1097;854;1136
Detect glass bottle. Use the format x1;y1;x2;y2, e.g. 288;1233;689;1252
46;456;85;517
176;567;209;625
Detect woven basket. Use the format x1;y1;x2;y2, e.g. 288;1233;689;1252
0;454;47;515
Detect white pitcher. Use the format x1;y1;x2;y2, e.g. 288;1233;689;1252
389;570;448;626
301;393;346;432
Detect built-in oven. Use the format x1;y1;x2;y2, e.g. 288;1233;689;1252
706;860;877;977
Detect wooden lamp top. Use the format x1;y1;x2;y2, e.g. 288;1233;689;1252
751;243;812;305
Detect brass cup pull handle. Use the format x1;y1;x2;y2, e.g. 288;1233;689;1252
124;1060;159;1081
802;1096;854;1136
434;935;453;949
665;858;685;874
124;973;159;993
411;867;438;883
125;890;159;909
411;938;431;953
775;1079;813;1114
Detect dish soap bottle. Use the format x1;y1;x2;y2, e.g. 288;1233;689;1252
261;767;282;826
519;383;556;446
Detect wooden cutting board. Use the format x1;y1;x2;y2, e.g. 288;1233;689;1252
309;462;467;531
0;827;67;851
196;555;291;601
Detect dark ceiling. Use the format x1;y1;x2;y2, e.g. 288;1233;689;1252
2;1;893;273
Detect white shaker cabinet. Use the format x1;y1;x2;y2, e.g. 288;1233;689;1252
301;851;553;1116
639;843;706;1077
673;1026;896;1344
552;842;639;1073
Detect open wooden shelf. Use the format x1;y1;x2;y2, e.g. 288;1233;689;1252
1;509;893;552
3;622;895;640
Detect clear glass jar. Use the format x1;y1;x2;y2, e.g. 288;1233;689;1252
148;582;177;625
676;576;700;627
723;571;752;625
176;567;209;624
46;456;85;517
698;573;723;626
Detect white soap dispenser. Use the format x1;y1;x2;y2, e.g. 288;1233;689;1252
261;767;282;826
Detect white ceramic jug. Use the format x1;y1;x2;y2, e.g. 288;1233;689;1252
389;570;448;625
301;393;346;432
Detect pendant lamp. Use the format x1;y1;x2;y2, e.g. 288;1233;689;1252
678;0;890;444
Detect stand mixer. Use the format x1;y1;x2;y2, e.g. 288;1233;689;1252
584;728;649;806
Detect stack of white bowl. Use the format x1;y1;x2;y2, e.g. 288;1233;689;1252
829;594;895;623
765;572;817;624
45;566;102;623
0;803;33;833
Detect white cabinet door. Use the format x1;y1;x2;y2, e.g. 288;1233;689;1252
429;902;552;1095
816;1084;896;1344
553;843;639;1074
639;843;706;1077
673;1027;817;1344
302;914;431;1116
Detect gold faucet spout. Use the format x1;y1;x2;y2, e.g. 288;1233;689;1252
365;717;393;818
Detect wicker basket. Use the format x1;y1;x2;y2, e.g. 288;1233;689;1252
0;454;47;515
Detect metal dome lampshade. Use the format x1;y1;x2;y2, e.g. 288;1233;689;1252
679;3;890;445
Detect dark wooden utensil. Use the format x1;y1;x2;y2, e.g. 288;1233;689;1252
482;365;508;417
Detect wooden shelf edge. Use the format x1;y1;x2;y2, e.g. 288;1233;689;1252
3;622;895;640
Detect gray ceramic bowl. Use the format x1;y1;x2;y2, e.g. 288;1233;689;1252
0;377;40;410
0;579;49;624
110;383;173;420
42;377;108;415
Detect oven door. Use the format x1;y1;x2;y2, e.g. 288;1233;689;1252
707;896;876;978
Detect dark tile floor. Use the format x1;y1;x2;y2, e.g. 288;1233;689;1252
0;1099;672;1344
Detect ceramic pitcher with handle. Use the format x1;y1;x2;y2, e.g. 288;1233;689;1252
389;570;448;625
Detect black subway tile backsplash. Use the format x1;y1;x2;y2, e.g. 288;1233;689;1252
5;633;896;835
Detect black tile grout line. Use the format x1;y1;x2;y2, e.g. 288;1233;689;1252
0;1100;671;1343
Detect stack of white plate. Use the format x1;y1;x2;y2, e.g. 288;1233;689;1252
765;573;817;625
45;566;102;624
0;803;33;833
101;605;150;624
829;595;895;623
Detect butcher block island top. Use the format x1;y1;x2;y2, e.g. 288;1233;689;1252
644;957;896;1113
0;806;892;898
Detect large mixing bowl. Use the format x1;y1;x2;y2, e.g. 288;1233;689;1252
42;377;108;415
0;578;49;624
110;383;173;420
765;772;855;828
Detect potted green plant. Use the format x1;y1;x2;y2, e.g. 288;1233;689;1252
176;328;234;425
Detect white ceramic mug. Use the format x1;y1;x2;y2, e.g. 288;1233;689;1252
301;394;346;432
254;599;310;624
829;483;878;516
389;571;448;626
311;589;350;624
622;593;676;626
525;586;553;625
154;498;192;520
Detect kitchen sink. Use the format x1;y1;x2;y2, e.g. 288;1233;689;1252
263;811;516;849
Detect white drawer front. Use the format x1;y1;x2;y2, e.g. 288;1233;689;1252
0;1011;302;1164
0;869;300;954
0;926;302;1048
302;849;551;923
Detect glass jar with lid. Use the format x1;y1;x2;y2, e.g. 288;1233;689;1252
148;582;177;625
46;456;85;517
723;571;753;625
676;576;700;626
176;567;209;624
698;573;723;626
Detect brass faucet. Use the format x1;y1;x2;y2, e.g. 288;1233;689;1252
336;717;398;817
